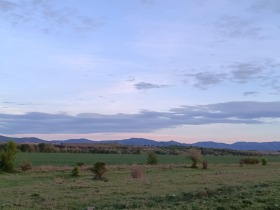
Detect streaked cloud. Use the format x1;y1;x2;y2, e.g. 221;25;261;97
0;0;16;11
1;101;279;134
215;15;263;39
183;60;280;91
0;0;103;34
243;91;259;96
249;0;280;14
134;82;169;90
184;72;227;89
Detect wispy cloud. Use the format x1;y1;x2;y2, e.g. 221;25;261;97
134;82;169;90
0;0;103;35
184;72;227;89
0;0;16;11
1;101;280;134
230;63;263;83
249;0;280;14
215;15;263;39
183;60;280;91
243;91;259;96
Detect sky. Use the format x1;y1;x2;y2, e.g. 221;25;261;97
1;0;280;143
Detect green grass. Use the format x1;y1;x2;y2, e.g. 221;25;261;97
16;153;187;166
6;153;280;209
1;163;280;209
15;152;280;166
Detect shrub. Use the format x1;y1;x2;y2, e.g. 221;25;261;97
202;160;208;169
91;162;107;180
261;158;267;166
187;148;201;168
20;160;32;171
71;166;80;176
0;141;17;172
147;152;158;165
239;157;260;166
76;162;84;167
131;165;145;179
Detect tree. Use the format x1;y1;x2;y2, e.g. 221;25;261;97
91;162;107;180
0;141;18;172
38;143;47;152
187;148;201;168
147;152;158;165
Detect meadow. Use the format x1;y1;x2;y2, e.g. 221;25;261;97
15;152;280;166
1;152;280;209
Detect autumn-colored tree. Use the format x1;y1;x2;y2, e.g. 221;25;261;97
187;148;201;168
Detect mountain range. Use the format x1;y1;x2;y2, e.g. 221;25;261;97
0;135;280;151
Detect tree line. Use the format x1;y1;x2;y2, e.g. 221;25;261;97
0;141;269;156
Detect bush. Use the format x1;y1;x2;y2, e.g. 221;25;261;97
91;162;107;180
20;160;32;171
147;152;158;165
0;141;17;172
261;158;267;165
71;166;80;176
187;148;201;168
76;162;84;167
239;157;260;166
202;160;208;169
131;165;145;179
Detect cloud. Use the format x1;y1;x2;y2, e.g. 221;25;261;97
1;101;280;134
134;82;169;90
184;72;227;89
0;0;103;35
243;91;258;96
0;0;16;11
230;63;263;82
215;15;263;39
183;60;280;90
249;0;280;14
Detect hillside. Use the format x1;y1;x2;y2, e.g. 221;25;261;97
0;135;279;151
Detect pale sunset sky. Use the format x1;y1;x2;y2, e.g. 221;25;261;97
1;0;280;143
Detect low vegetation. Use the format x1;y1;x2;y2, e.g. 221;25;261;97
262;157;268;165
239;157;260;166
71;166;80;177
1;163;280;209
130;165;145;179
202;160;208;169
20;160;32;171
91;161;107;180
1;141;280;209
147;152;158;165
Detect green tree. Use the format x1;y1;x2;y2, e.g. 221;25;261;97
0;141;18;172
147;152;158;165
38;143;47;152
261;158;267;166
91;162;107;180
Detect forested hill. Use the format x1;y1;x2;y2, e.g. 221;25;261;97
0;135;279;151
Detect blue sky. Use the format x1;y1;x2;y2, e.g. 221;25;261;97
1;0;280;143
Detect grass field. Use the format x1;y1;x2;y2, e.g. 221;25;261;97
15;152;280;166
2;153;280;209
1;162;280;209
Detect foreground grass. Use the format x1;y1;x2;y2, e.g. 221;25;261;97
1;163;280;209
